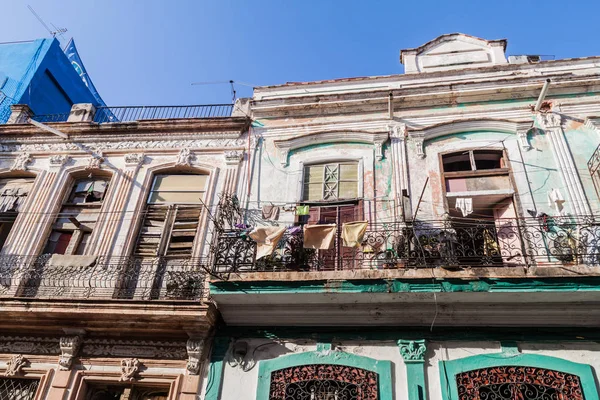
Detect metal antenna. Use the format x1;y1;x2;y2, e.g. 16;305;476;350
27;5;68;38
190;80;237;104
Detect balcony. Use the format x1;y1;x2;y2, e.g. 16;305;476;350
0;255;207;301
211;217;600;275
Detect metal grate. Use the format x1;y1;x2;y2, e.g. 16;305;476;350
0;378;40;400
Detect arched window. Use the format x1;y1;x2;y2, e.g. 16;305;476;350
456;366;584;400
134;172;208;257
0;175;35;250
44;175;110;255
269;364;378;400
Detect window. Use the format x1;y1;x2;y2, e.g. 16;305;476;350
44;176;109;255
0;177;34;250
134;173;207;257
0;378;40;400
456;366;584;400
303;162;359;201
442;150;505;173
269;364;378;400
85;383;168;400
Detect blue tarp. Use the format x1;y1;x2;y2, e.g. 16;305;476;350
64;38;108;108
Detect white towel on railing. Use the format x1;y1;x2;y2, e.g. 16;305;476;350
455;198;473;217
303;224;337;250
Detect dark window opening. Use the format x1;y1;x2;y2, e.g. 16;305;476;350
442;150;505;173
442;153;472;172
474;150;504;170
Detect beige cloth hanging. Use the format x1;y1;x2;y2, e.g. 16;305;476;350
341;221;368;247
48;254;97;268
249;226;286;259
303;224;337;250
261;205;280;221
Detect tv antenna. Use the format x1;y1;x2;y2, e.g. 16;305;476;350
27;5;68;41
191;80;238;103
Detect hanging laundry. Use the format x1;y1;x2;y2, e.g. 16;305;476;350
249;226;286;259
455;198;473;217
303;224;336;250
48;254;97;268
262;204;280;221
296;205;310;216
548;188;566;215
341;221;368;247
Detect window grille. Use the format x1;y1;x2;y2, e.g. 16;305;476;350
303;162;358;201
0;378;39;400
269;364;378;400
456;366;584;400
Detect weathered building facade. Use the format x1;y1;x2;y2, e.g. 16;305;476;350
0;103;249;399
206;34;600;400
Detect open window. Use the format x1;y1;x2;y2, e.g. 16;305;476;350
134;173;207;257
43;176;109;255
0;176;35;250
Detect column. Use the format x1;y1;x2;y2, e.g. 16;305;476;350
222;150;245;194
389;124;411;220
398;339;427;400
93;153;144;256
538;112;591;216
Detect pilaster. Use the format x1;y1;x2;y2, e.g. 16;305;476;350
537;112;591;216
398;339;427;400
222;150;244;194
204;337;230;400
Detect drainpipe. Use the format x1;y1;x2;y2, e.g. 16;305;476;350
534;79;551;112
388;92;394;119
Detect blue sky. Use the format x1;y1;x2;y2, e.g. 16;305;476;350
2;0;599;106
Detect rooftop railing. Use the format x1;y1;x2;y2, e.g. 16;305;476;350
211;217;600;274
0;255;207;301
93;104;234;123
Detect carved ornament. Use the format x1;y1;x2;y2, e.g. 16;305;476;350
224;150;244;165
537;112;562;129
175;148;193;166
124;153;145;168
4;354;28;376
186;339;204;375
397;339;426;363
120;358;141;382
85;150;104;170
0;336;60;355
80;339;187;359
49;154;70;167
9;152;31;171
58;336;82;370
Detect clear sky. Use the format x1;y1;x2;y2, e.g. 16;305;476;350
2;0;599;106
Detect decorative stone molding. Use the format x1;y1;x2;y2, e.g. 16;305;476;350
58;336;82;370
0;336;60;355
86;150;104;170
516;121;535;151
175;148;193;166
585;116;600;133
186;339;204;375
388;123;406;140
413;137;425;159
224;150;244;165
120;358;141;382
7;104;33;124
397;340;426;363
273;130;389;166
9;152;31;171
49;154;70;167
537;112;562;129
0;137;247;153
4;354;28;376
124;153;145;168
80;339;188;359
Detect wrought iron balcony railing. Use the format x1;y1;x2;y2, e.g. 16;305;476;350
211;217;600;274
0;255;207;301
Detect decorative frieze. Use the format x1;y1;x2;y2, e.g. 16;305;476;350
186;339;204;375
0;336;60;355
9;152;31;171
58;336;82;370
120;358;141;382
4;354;27;376
80;339;188;359
0;138;247;153
397;339;426;363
